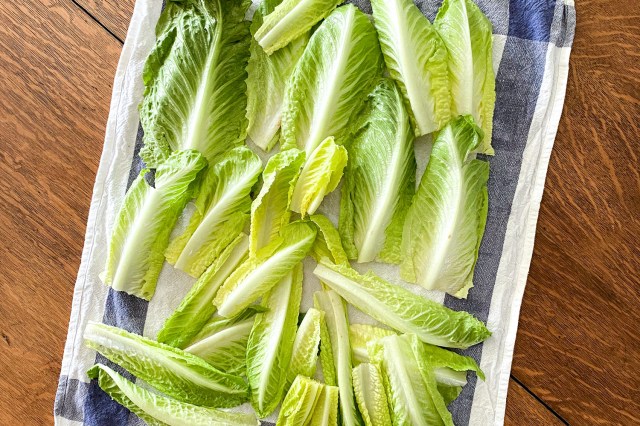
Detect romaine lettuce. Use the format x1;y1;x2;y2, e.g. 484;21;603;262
349;324;396;365
309;214;350;266
277;375;339;426
286;308;324;389
352;363;392;426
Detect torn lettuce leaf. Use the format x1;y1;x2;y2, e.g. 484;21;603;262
352;363;392;426
277;375;339;426
309;214;350;266
158;233;249;349
102;150;206;300
83;322;248;408
314;290;363;426
368;334;453;426
286;308;324;389
313;261;491;349
214;221;315;318
291;136;348;217
349;324;396;365
87;364;259;426
184;316;254;375
435;0;496;154
139;0;252;166
254;0;342;55
339;78;416;263
166;147;261;277
280;4;384;155
250;149;305;256
246;0;309;151
401;115;489;298
246;264;303;417
370;0;450;136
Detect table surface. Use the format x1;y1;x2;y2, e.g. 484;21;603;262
1;1;638;425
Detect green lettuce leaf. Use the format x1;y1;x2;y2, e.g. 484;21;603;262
286;308;324;389
166;147;261;277
250;149;305;256
368;334;453;426
139;0;252;166
277;375;324;426
254;0;342;55
102;150;206;300
314;290;363;426
83;322;248;408
349;324;396;365
87;364;259;426
434;0;495;154
214;221;315;318
352;363;392;426
246;0;309;151
291;136;348;217
184;316;254;375
339;78;416;263
370;0;450;136
313;261;491;349
280;4;384;154
401;115;489;298
308;382;339;426
189;305;266;345
309;214;350;266
246;264;303;417
158;234;249;348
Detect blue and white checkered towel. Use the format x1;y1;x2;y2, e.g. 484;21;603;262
54;0;576;424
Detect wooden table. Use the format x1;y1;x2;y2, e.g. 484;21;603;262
1;1;638;424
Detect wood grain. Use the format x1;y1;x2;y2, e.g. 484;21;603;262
75;0;135;41
512;0;640;424
0;0;121;424
504;380;565;426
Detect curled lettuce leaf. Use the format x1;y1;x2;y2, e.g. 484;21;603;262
139;0;252;166
352;363;392;426
313;261;491;349
246;0;309;151
246;264;303;417
370;0;450;135
314;290;363;426
401;115;489;298
254;0;341;55
309;214;350;266
102;150;206;300
158;234;249;348
280;4;384;154
286;308;324;389
87;364;259;426
339;79;416;263
349;324;396;365
291;136;348;217
83;322;248;408
214;221;315;318
166;147;261;277
434;0;496;154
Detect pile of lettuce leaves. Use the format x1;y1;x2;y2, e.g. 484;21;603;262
88;0;498;424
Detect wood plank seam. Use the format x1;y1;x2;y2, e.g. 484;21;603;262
71;0;124;44
510;375;569;425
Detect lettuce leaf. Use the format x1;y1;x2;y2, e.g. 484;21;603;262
313;262;491;349
286;308;324;389
370;0;450;136
401;115;489;298
214;221;315;318
87;364;259;426
352;363;392;426
246;264;303;417
308;381;339;426
434;0;495;154
166;147;261;277
314;290;363;426
291;136;348;217
277;375;324;426
139;0;252;166
339;79;416;263
255;0;342;55
83;322;248;408
158;234;249;348
280;4;384;154
349;324;396;365
250;149;305;256
309;214;350;266
246;0;309;151
102;150;206;300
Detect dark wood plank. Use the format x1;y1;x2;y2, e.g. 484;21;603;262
0;0;122;424
512;0;640;424
75;0;135;41
505;380;564;426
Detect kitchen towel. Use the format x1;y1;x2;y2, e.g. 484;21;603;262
54;0;576;424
